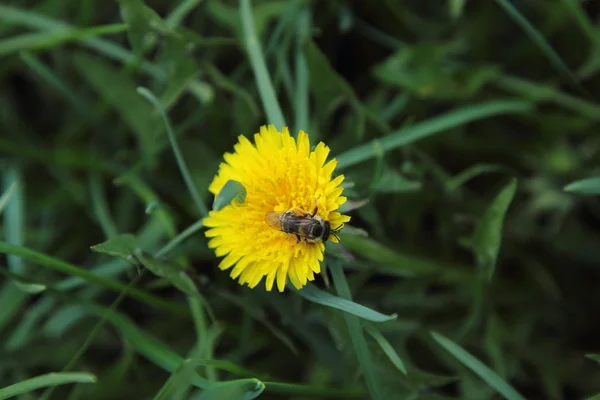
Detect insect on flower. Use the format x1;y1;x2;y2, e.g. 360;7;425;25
204;125;350;292
265;203;344;244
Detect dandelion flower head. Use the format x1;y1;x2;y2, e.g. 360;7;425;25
204;125;350;292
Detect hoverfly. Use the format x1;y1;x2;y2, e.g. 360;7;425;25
265;205;343;243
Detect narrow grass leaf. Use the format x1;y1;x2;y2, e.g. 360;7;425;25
336;101;532;169
294;8;310;133
166;0;203;28
0;373;96;400
90;234;138;263
155;219;204;258
134;249;204;301
473;178;517;279
494;0;581;91
364;323;408;375
239;0;286;129
564;177;600;195
213;180;247;211
0;241;187;316
446;164;513;191
137;87;208;216
14;281;46;294
73;54;159;164
586;354;600;365
431;331;526;400
19;51;97;124
330;262;382;400
0;181;16;216
89;175;119;238
194;379;264;400
0;24;126;56
262;382;364;399
495;75;600;119
152;345;205;400
292;282;396;322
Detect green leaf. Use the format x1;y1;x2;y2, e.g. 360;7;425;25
0;181;17;215
0;372;96;400
564;177;600;195
0;241;186;315
431;331;526;400
90;234;138;263
118;0;164;56
194;379;265;400
133;249;203;301
213;180;247;211
329;262;382;400
239;0;286;129
494;0;582;92
364;323;407;375
446;164;513;192
373;42;499;99
292;282;396;322
72;53;159;165
0;24;126;56
449;0;467;19
586;354;600;365
373;167;422;193
336;101;532;169
14;281;46;294
137;87;209;216
473;178;517;279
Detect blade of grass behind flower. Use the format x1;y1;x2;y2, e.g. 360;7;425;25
137;87;209;217
0;373;96;400
329;262;383;400
294;7;310;134
336;100;532;169
239;0;286;129
431;331;526;400
494;0;584;94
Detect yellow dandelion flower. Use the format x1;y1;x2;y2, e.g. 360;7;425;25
204;125;351;292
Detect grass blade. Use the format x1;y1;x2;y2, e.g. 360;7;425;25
336;100;532;169
137;87;209;217
564;177;600;195
364;323;407;375
239;0;286;129
330;262;382;400
0;24;126;56
0;373;96;400
292;283;397;322
431;331;526;400
0;181;17;215
0;241;187;316
155;219;204;258
89;175;119;238
494;0;581;91
473;178;517;279
294;8;310;134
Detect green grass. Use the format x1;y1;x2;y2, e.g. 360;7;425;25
1;0;600;399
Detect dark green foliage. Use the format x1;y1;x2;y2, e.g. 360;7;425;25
1;0;600;399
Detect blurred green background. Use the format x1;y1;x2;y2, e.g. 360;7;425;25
2;0;600;399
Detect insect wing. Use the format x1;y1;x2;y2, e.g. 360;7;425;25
265;212;284;231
